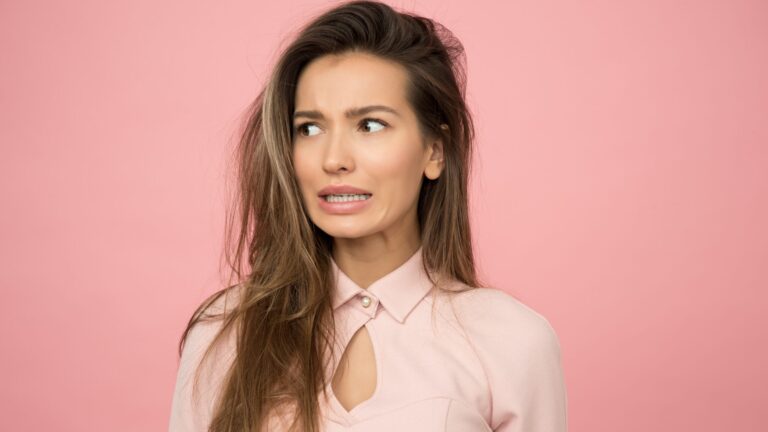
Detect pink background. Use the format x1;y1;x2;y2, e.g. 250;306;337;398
1;0;766;430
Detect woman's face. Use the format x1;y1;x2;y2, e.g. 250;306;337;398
291;52;444;244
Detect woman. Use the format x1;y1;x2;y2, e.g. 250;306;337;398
168;1;568;431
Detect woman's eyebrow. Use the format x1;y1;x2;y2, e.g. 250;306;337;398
293;105;401;120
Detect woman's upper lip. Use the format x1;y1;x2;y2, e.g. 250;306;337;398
318;184;372;196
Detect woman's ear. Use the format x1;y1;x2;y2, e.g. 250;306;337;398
424;124;448;180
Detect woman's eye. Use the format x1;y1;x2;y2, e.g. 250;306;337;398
360;118;387;133
295;119;387;137
296;123;321;137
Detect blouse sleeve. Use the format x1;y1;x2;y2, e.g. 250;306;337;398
492;316;568;432
461;288;568;432
168;290;239;432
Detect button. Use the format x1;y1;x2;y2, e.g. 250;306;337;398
361;295;372;308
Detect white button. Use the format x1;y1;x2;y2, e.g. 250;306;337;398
361;295;372;308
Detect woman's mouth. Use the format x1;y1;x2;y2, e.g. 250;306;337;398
318;193;373;214
322;193;372;202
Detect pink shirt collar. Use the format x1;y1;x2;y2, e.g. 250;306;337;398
330;246;435;323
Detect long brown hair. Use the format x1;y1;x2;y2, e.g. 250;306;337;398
178;1;482;430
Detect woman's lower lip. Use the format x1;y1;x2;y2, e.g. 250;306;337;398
317;195;372;214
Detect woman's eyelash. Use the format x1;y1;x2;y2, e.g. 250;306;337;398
294;118;388;135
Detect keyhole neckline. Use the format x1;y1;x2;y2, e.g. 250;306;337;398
327;320;382;421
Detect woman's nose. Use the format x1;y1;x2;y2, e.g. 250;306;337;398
322;132;354;173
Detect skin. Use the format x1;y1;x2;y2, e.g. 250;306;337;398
291;51;445;289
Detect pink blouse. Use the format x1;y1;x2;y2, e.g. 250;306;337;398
168;246;568;431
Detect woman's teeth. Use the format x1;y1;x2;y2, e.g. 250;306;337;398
323;194;372;203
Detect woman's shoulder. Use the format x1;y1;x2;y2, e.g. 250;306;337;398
197;283;246;317
436;283;562;354
434;283;567;430
175;284;245;381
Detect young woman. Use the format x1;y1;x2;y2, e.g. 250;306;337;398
168;1;568;431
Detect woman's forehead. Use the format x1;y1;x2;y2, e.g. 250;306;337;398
294;53;410;111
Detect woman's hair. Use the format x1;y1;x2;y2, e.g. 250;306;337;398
178;1;482;430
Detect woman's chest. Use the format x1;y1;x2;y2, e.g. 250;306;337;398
320;308;492;430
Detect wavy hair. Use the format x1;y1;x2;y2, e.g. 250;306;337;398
177;1;481;430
